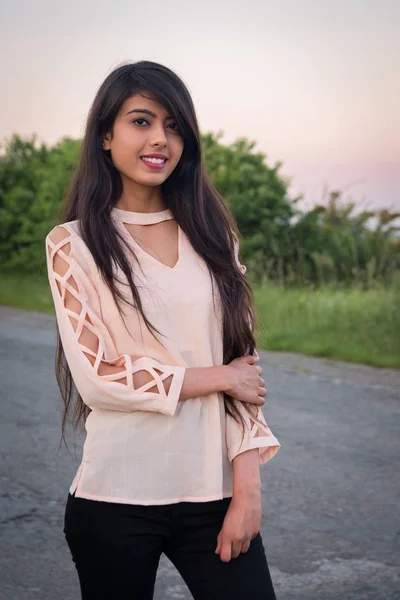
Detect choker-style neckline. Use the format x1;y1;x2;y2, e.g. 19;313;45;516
111;206;174;225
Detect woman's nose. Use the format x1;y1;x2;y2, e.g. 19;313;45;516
150;123;168;146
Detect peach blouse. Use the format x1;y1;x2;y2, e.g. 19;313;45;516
45;206;280;505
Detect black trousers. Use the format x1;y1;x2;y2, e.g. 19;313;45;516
64;491;277;600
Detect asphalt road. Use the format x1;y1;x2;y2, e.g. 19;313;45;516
0;304;399;600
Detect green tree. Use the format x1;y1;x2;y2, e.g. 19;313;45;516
0;134;80;272
202;131;300;282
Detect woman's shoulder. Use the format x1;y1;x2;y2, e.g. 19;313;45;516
46;219;80;241
45;220;97;269
45;220;103;287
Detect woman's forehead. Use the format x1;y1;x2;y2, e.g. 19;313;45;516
122;92;171;116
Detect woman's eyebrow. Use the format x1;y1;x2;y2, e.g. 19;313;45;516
126;108;174;119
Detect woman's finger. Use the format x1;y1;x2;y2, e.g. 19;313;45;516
215;531;222;555
231;539;243;559
219;537;232;562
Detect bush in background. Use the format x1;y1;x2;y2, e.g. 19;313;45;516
1;132;399;289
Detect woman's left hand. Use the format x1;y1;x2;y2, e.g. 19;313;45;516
215;489;262;562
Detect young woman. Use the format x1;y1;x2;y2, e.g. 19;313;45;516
45;60;281;600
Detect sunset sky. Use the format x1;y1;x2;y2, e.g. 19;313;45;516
1;0;399;212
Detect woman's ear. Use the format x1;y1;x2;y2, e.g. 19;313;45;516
103;133;112;151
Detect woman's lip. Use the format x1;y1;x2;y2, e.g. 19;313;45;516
140;157;168;169
141;156;168;159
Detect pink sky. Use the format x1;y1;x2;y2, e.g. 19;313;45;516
1;0;399;212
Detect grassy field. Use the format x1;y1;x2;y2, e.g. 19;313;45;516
254;282;400;368
1;271;399;369
0;272;54;313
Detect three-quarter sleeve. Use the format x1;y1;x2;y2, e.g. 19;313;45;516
45;225;186;416
226;401;281;464
226;230;281;464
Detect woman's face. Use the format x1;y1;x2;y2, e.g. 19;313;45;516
103;91;184;188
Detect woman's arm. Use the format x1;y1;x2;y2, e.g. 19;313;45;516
177;365;232;401
46;225;232;416
215;448;262;562
225;231;281;464
232;447;261;495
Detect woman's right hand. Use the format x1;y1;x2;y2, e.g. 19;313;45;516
225;355;267;406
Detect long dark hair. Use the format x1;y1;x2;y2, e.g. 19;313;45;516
54;60;269;450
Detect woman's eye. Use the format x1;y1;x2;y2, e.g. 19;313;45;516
131;118;179;131
132;118;148;126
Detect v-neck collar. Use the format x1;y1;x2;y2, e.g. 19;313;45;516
110;205;182;271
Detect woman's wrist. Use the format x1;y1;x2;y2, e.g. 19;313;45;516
233;480;261;498
219;365;235;393
179;365;235;400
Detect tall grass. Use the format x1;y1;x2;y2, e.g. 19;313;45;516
0;271;53;312
253;282;400;368
1;272;399;368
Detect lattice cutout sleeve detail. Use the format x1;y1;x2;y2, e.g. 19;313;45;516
45;225;186;416
226;401;281;465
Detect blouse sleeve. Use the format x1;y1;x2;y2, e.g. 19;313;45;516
226;230;281;464
45;224;186;416
226;401;281;464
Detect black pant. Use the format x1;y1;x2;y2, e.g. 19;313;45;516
64;491;277;600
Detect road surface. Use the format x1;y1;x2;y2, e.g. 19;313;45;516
0;305;399;599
